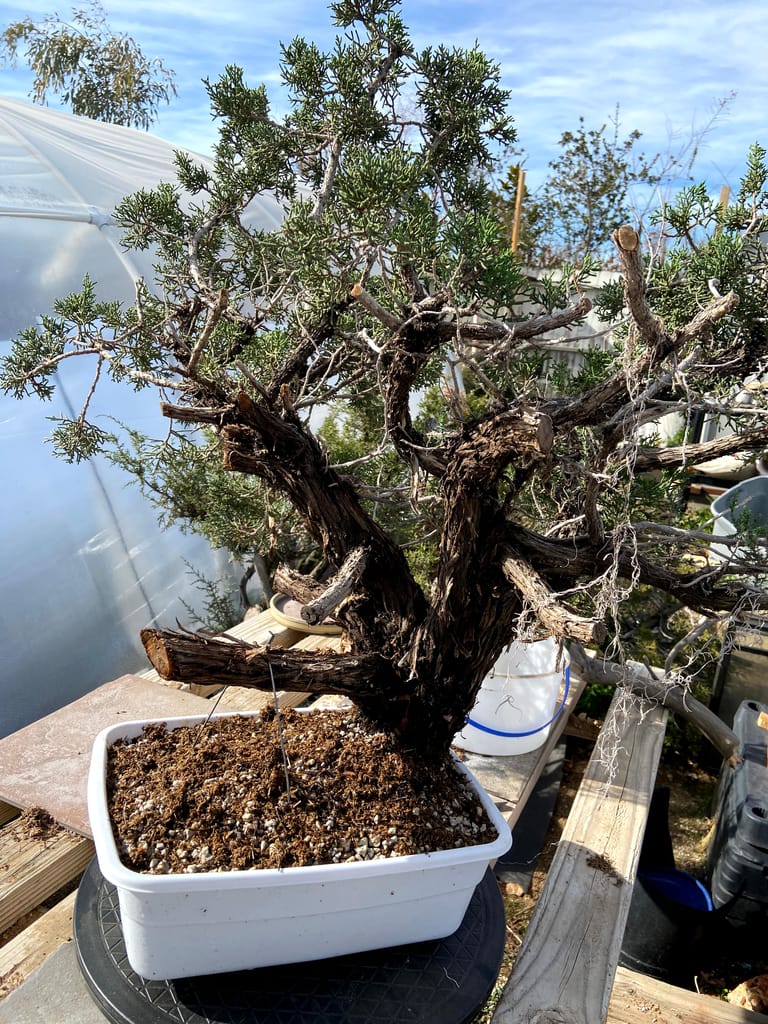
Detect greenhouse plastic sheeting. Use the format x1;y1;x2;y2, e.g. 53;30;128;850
0;99;284;738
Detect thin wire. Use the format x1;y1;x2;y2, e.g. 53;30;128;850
267;633;292;800
193;684;229;748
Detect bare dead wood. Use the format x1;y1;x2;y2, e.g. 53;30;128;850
272;565;326;605
349;282;403;330
140;627;404;698
613;225;666;351
302;546;369;625
500;551;607;645
630;426;768;473
569;643;740;766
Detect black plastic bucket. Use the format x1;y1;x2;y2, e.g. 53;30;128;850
619;867;714;987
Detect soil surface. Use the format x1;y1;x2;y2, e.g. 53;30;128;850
106;706;499;874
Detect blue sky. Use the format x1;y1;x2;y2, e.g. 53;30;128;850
1;0;766;199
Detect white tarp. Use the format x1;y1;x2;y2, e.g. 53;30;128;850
0;99;282;737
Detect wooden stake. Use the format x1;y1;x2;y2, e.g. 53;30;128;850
510;168;525;252
714;184;731;236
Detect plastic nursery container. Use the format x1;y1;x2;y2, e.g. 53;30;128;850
707;699;768;944
710;476;768;564
87;710;512;980
453;638;570;756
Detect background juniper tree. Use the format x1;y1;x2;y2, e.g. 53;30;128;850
1;0;176;129
2;0;767;760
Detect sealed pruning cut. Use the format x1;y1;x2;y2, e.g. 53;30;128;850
106;708;498;874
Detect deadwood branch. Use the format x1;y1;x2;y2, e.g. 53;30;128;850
630;427;768;473
570;644;740;766
272;565;326;605
302;546;369;625
140;627;402;697
501;550;607;645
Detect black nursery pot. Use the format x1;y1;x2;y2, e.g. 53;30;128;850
619;866;715;988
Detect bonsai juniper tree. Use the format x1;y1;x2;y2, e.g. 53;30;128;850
3;0;767;762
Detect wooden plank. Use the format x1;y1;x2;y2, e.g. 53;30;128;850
292;633;344;654
0;803;19;828
227;608;306;650
213;687;309;714
0;889;76;999
0;821;93;936
492;691;668;1024
608;965;768;1024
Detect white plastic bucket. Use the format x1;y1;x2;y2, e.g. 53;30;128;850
453;637;570;756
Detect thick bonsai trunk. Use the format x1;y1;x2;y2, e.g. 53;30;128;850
142;401;564;756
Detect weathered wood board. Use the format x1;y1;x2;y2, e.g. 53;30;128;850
0;819;92;937
492;691;668;1024
609;965;768;1023
0;890;77;999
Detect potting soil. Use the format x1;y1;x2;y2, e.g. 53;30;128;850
106;707;498;873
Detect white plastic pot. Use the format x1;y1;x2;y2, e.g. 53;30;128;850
87;710;512;980
453;638;570;756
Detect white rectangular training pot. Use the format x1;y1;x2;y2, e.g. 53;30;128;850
87;711;512;980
